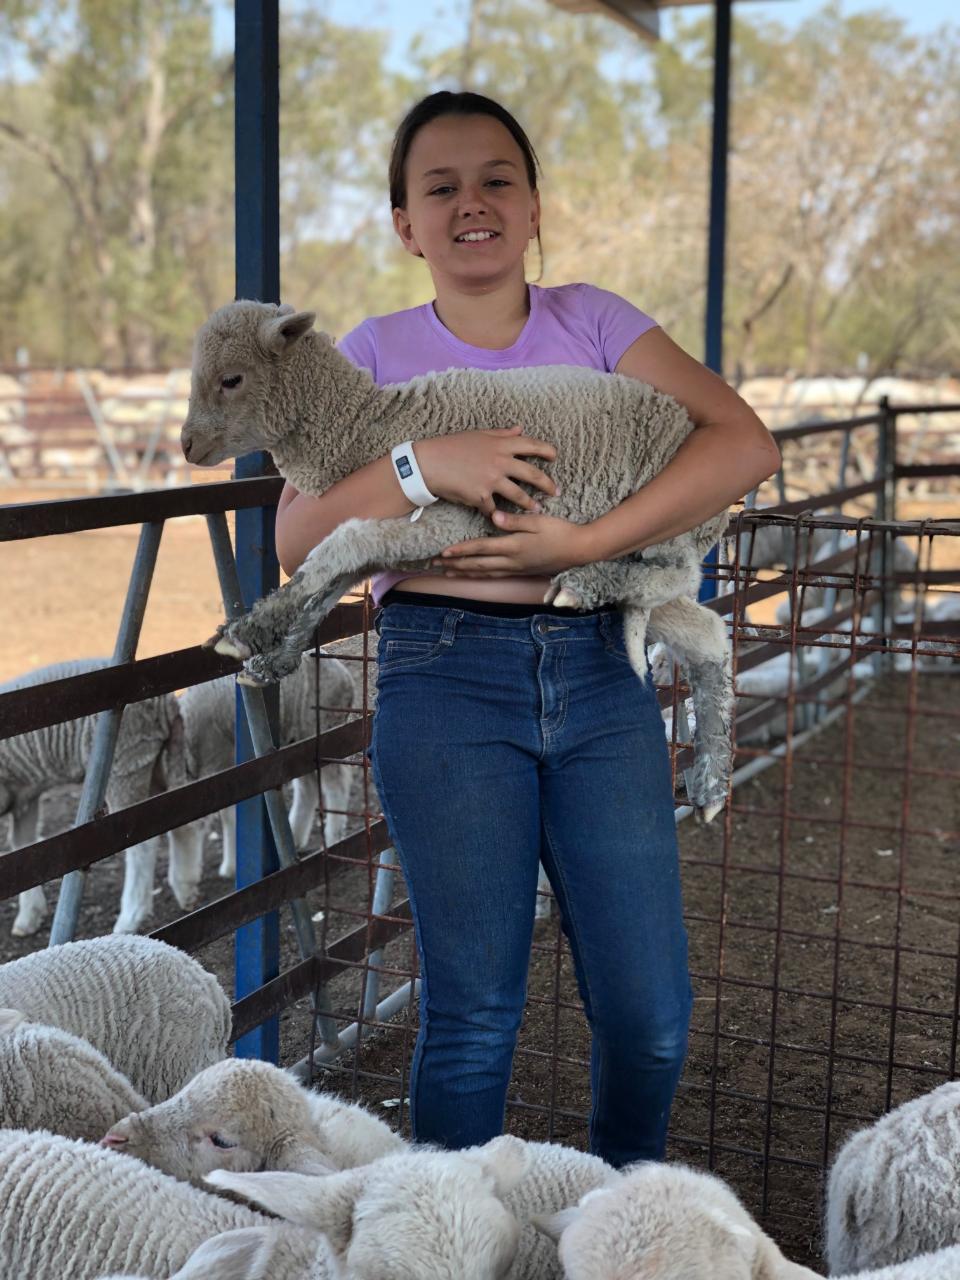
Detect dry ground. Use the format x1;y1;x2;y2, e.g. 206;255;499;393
1;480;959;1271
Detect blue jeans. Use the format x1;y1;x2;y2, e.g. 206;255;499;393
370;601;692;1166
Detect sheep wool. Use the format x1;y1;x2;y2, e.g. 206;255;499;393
181;301;734;821
0;656;189;936
96;1227;277;1280
0;934;231;1103
0;1130;333;1280
535;1160;960;1280
170;652;356;892
0;1009;147;1142
826;1080;960;1274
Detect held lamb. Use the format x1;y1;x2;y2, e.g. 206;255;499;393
0;1129;333;1280
102;1056;405;1183
181;301;733;821
0;1008;147;1141
0;934;231;1103
0;657;192;936
534;1161;960;1279
168;652;357;902
825;1079;960;1275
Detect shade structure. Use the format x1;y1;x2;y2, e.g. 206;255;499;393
547;0;785;41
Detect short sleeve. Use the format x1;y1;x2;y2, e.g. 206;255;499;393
336;319;378;380
577;284;658;372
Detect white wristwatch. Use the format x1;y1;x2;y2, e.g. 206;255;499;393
390;441;439;522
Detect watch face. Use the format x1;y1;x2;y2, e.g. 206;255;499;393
395;455;413;479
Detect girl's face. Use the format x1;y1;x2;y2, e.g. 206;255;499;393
393;114;540;290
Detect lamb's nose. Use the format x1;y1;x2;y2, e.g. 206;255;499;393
180;425;194;460
100;1132;128;1148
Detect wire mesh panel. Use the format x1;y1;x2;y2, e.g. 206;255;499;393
293;515;959;1269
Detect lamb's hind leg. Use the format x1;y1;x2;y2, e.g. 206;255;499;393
217;507;488;686
647;598;733;824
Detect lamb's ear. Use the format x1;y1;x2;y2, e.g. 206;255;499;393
466;1134;531;1198
260;309;316;355
530;1205;581;1244
205;1168;363;1251
267;1132;338;1176
174;1228;272;1280
0;1009;27;1033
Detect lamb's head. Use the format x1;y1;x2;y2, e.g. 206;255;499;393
205;1135;531;1280
534;1164;814;1280
181;300;316;466
101;1057;336;1184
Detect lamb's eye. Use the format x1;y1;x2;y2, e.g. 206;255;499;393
220;374;243;390
209;1133;238;1149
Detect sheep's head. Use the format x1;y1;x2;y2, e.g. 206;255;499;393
181;300;316;466
101;1057;336;1185
205;1136;531;1280
533;1164;808;1280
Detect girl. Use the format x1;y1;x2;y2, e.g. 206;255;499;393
277;91;780;1166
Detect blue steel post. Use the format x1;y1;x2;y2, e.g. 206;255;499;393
234;0;282;1061
699;0;732;603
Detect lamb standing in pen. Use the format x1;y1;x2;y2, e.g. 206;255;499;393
0;934;231;1103
102;1056;406;1182
180;301;733;821
168;653;357;898
825;1079;960;1274
0;657;191;936
0;1129;332;1280
534;1162;960;1279
0;1008;147;1141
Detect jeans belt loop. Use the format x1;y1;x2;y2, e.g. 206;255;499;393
440;609;462;647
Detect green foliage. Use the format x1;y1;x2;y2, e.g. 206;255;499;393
0;0;957;375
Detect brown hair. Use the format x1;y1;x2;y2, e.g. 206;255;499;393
389;90;540;210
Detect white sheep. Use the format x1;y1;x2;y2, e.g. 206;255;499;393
534;1160;960;1279
0;1007;147;1141
0;1129;332;1280
825;1079;960;1275
206;1138;531;1279
181;301;733;821
168;652;357;903
0;656;192;936
0;934;231;1103
102;1056;405;1184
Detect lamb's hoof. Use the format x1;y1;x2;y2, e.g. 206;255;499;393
695;801;725;826
202;631;223;650
215;636;252;661
112;913;148;934
236;667;272;688
11;915;43;938
217;859;235;880
169;884;200;912
552;588;582;610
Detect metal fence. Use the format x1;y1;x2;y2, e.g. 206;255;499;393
0;401;957;1266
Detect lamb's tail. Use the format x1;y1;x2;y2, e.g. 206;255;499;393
647;598;733;823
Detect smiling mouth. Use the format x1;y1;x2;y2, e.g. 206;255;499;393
454;231;500;244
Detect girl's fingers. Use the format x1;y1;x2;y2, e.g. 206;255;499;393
510;459;560;494
493;480;543;512
508;437;557;461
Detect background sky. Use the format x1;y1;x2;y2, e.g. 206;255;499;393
264;0;957;63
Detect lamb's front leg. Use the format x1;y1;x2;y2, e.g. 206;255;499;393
216;504;489;686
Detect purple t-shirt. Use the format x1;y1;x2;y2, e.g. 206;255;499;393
336;282;657;601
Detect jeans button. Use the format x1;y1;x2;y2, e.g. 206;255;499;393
536;620;548;635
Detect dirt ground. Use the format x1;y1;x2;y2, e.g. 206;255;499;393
2;481;959;1270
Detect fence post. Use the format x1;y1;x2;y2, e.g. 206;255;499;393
233;0;282;1062
875;396;897;672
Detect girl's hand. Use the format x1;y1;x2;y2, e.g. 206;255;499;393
433;509;596;578
416;425;558;516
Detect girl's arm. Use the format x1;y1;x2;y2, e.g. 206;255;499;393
275;427;559;576
582;327;780;560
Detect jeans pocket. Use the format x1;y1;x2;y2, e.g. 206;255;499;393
378;636;444;674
